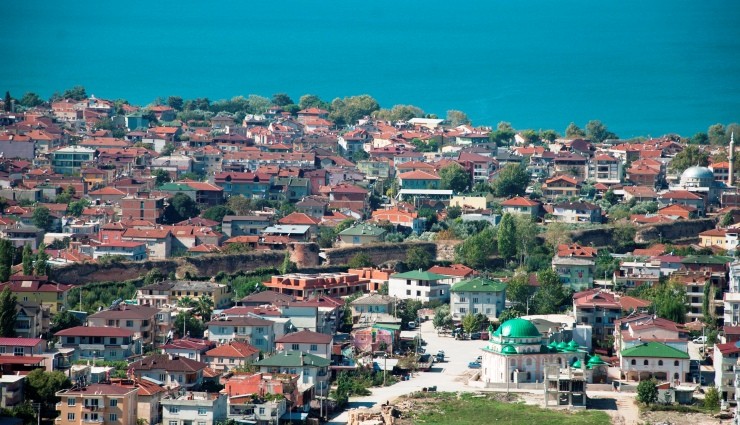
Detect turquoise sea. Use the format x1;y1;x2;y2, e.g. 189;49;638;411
2;0;739;137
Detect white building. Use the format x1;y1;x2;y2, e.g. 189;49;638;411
388;270;450;303
253;351;331;396
618;341;690;382
714;342;740;402
161;392;227;425
275;330;333;359
726;261;740;326
205;317;275;352
449;277;506;321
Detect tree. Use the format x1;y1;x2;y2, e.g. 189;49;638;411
669;145;709;173
50;310;82;334
721;211;734;227
19;92;44;108
174;311;205;338
24;368;70;403
161;143;176;156
704;386;720;410
194;295;214;322
68;199;90;217
202;205;235;223
703;280;714;324
513;215;538;265
543;222;572;250
298;94;328;110
0;239;14;282
652;279;687;323
34;243;48;276
32;206;53;231
226;196;252;216
61;85;87;100
352;150;369;162
506;271;534;314
446;110;470;126
21;244;33;275
163;193;200;224
585;120;617;143
533;269;570;314
348;253;373;268
432;305;452;329
271;93;294;107
489;122;516;146
152;169;172;186
329;95;380;127
492;163;530;197
3;91;11;112
461;313;485;334
167;96;184;111
0;288;17;337
454;227;496;269
373;105;424;122
405;246;432;271
497;213;517;260
690;132;709;145
636;379;658;404
497;308;521;323
612;221;636;248
708;123;726;145
565;122;586;138
540;129;559;142
397;299;422;328
439;163;470;193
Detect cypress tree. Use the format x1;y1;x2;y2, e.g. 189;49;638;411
3;91;11;112
0;239;13;282
497;213;517;260
0;287;17;337
34;243;48;277
22;244;33;275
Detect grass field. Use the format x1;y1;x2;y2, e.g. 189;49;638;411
400;392;612;425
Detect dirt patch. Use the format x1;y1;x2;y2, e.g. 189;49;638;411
640;410;723;425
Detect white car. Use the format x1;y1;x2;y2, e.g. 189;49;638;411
693;336;707;344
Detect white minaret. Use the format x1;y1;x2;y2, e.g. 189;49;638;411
731;132;735;186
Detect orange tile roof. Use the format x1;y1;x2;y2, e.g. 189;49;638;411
205;341;259;358
501;196;539;207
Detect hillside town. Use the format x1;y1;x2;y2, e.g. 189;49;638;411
0;90;740;425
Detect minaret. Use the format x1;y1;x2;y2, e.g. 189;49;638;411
731;132;735;186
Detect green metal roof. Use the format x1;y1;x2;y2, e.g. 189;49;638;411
587;354;608;366
391;270;447;281
373;323;401;331
450;277;506;293
158;183;193;192
572;359;582;368
620;341;690;359
680;255;733;265
254;351;330;368
496;318;541;339
338;224;386;237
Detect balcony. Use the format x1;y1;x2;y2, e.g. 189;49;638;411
79;344;106;351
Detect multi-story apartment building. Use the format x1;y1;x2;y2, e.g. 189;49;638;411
551;244;597;291
137;280;232;310
92;241;148;261
50;146;96;174
55;327;139;361
275;330;333;359
206;317;275;352
388;270;450;303
261;272;369;300
14;301;46;339
253;351;330;396
0;275;72;314
55;383;137;425
161;392;228;425
221;215;271;237
129;354;206;390
573;289;650;345
591;154;622;185
119;193;166;223
725;262;740;326
449;277;506;321
87;305;159;348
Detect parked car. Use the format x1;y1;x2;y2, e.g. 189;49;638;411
407;321;416;329
436;351;445;362
468;361;481;369
470;332;481;340
693;336;707;344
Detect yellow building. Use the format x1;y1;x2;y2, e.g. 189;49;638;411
0;275;71;314
56;383;137;425
137;280;232;309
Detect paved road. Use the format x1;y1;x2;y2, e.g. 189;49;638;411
326;320;640;424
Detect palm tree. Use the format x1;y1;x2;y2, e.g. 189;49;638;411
177;296;196;308
195;295;214;321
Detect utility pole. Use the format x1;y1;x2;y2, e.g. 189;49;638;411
33;402;41;425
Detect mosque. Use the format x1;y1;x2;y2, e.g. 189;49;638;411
480;318;609;384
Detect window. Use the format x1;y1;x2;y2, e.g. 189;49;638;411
170;406;179;414
259;407;265;415
126;320;133;327
658;360;663;366
68;399;75;406
110;399;117;407
68;413;75;421
291;344;300;351
257;327;264;334
107;320;115;326
406;290;411;295
472;298;478;303
219;358;224;363
109;414;117;421
170;422;178;425
459;308;467;314
198;408;207;415
473;308;478;313
310;344;318;351
643;360;649;365
674;360;679;366
416;291;421;296
14;347;23;356
0;347;4;354
631;359;636;365
198;422;206;425
459;297;466;302
230;358;235;364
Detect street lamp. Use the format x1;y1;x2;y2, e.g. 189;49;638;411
383;353;389;386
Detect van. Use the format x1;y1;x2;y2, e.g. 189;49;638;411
407;322;416;329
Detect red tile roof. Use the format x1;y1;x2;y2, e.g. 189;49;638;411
556;244;597;258
205;341;259;358
0;356;45;365
0;338;44;347
130;354;206;372
501;196;539;207
275;330;333;344
658;190;702;200
278;212;321;226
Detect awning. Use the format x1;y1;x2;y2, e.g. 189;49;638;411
399;331;419;340
281;412;309;421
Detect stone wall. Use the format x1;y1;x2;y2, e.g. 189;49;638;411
569;217;718;247
50;251;287;285
323;242;437;266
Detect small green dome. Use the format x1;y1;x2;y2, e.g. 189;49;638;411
502;345;517;355
497;318;541;339
572;359;582;368
565;340;579;352
587;355;608;366
556;341;567;351
548;341;557;348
